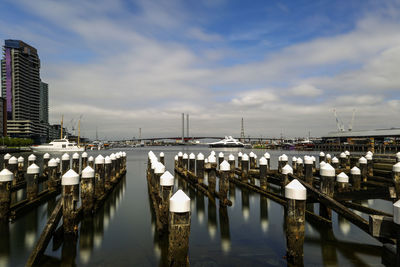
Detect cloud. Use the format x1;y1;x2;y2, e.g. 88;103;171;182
232;90;278;107
187;28;223;42
289;84;322;97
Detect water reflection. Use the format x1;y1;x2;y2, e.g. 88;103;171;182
207;200;217;240
196;191;204;225
219;206;230;253
241;188;250;222
260;196;269;233
0;222;10;267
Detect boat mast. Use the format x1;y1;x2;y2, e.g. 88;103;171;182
61;115;64;139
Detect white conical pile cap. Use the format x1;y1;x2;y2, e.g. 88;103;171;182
151;160;157;170
62;169;79;185
122;152;126;157
4;153;11;160
62;153;70;161
292;156;297;162
8;156;17;164
208;154;216;163
285;179;306;200
366;151;373;156
345;150;350;156
311;156;316;162
204;159;208;164
282;164;293;175
366;154;373;160
48;158;57;167
183;153;188;159
174;155;178;161
228;154;235;161
154;163;165;174
44;153;50;159
18;156;24;163
254;154;257;159
396;152;400;158
249;152;255;158
393;162;400;173
278;156;282;161
88;156;94;162
304;156;313;165
82;152;88;158
148;151;155;157
178;152;183;157
197;153;204;160
0;168;13;182
211;151;216;155
281;154;288;161
326;154;331;159
219;152;224;158
110;154;116;160
337;172;349;183
105;156;111;164
320;161;326;168
259;157;268;166
95;155;105;164
159;152;164;157
319;152;325;157
359;157;367;164
238;152;243;157
320;163;335;177
72;153;80;159
332;157;339;164
160;171;174;186
394;200;400;225
220;160;230;171
116;153;121;159
27;163;40;174
351;166;361;175
296;158;303;164
56;158;60;163
264;152;270;159
340;152;346;158
189;153;195;159
169;189;190;213
28;154;36;161
242;154;249;161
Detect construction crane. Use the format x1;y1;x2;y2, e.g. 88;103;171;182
333;109;345;132
348;109;356;131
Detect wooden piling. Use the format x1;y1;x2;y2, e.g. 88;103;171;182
88;156;94;168
332;157;339;170
292;156;298;173
238;152;243;170
259;157;268;190
56;158;61;175
43;153;50;178
0;169;13;222
282;164;293;190
249;152;256;170
219;161;230;205
208;157;217;195
196;153;204;183
325;153;332;164
393;163;400;198
8;157;18;185
319;152;325;164
17;156;24;181
345;151;351;170
264;152;271;172
182;153;188;171
72;153;80;174
241;154;249;182
104;156;112;190
160;152;165;165
280;154;288;174
366;154;373;177
350;166;361;190
62;169;80;234
285;179;306;265
26;164;40;202
319;163;335;221
160;171;174;227
28;154;36;166
339;153;347;169
3;153;11;169
81;152;88;170
228;154;235;178
61;153;70;176
81;166;95;215
110;154;116;182
168;190;191;267
304;157;313;184
296;158;304;178
396;152;400;163
218;152;224;169
359;157;368;182
154;162;165;192
178;152;183;169
393;200;400;265
189;153;195;173
336;172;349;192
47;159;58;191
94;155;105;200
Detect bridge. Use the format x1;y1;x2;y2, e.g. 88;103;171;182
118;136;286;143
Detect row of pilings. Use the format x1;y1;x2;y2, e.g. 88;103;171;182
171;149;400;266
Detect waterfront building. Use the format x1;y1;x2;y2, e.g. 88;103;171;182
1;39;46;142
0;97;6;137
40;81;48;124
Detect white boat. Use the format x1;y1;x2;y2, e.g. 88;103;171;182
209;136;245;148
31;138;85;152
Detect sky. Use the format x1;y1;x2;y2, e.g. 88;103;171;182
1;0;400;140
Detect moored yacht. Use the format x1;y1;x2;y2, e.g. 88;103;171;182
31;138;85;152
209;136;245;148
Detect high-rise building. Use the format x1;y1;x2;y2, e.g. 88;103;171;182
40;81;48;124
1;40;46;141
0;97;6;137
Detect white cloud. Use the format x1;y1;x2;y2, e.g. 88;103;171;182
289;84;322;97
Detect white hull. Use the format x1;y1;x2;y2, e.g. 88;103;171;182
31;146;85;152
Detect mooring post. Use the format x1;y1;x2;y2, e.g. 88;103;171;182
259;157;268;190
160;171;174;227
285;179;306;265
396;152;400;163
304;156;313;185
336;172;349;192
88;156;94;168
393;163;400;198
344;151;351;170
319;152;325;165
264;152;271;172
219;160;230;205
249;152;255;170
182;153;188;172
95;155;105;200
189;153;195;173
116;153;122;178
72;153;80;174
241;154;249;182
296;158;304;178
332;157;339;170
228;154;235;178
61;153;70;176
168;190;191;267
122;151;126;172
319;163;335;221
8;157;18;185
359;157;367;182
393;200;400;265
26;164;40;201
28;154;36;166
325;154;332;164
154;162;165;192
110;154;116;182
366;154;373;177
311;156;316;174
0;169;13;222
17;156;24;181
238;152;243;170
292;156;297;173
3;153;11;169
178;152;183;169
81;166;95;215
208;155;217;194
47;159;58;191
81;152;88;170
159;152;165;165
43;153;50;178
104;156;112;190
62;169;80;234
282;164;293;190
281;154;288;174
350;166;361;190
196;153;204;184
339;153;346;169
218;152;224;169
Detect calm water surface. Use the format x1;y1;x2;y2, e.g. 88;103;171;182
0;147;391;266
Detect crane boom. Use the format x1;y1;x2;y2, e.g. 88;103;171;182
348;109;356;131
